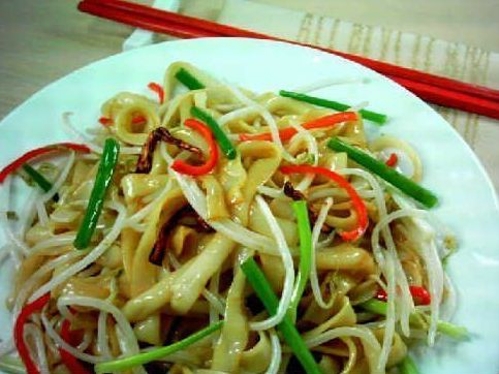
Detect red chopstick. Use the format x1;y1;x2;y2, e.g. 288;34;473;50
386;75;499;119
77;0;499;120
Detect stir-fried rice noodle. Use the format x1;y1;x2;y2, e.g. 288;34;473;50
0;61;459;373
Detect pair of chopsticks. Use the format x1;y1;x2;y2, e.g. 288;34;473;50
77;0;499;121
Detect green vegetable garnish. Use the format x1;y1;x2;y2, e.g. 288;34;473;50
94;321;223;373
73;138;120;250
288;200;313;323
191;106;237;160
360;299;468;340
328;137;438;208
174;67;205;90
22;163;59;202
435;320;469;340
398;355;419;374
279;90;387;125
0;356;25;374
241;257;323;374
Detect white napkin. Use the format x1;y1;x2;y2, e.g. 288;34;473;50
122;0;180;50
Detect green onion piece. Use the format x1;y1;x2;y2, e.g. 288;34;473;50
22;164;52;192
359;299;468;340
398;355;419;374
360;298;388;315
327;137;438;208
435;320;469;340
174;67;205;90
94;321;223;373
73;138;120;250
22;163;59;202
288;200;313;323
279;90;387;125
241;257;323;374
190;106;237;160
0;356;25;374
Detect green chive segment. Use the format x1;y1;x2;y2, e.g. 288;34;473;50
94;321;223;373
279;90;387;125
327;137;438;208
288;200;313;323
22;163;59;202
22;164;53;193
241;257;323;374
0;355;25;374
175;68;205;90
73;138;120;250
398;355;420;374
191;106;237;160
360;299;468;340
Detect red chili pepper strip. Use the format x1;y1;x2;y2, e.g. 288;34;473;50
280;164;368;241
13;293;51;374
148;82;165;104
132;115;147;125
98;117;113;126
98;115;147;127
375;288;387;301
376;285;431;306
0;143;91;183
171;118;219;176
59;319;92;374
409;285;431;305
239;111;358;142
385;152;399;167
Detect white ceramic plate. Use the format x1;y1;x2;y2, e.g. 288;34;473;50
1;38;499;373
